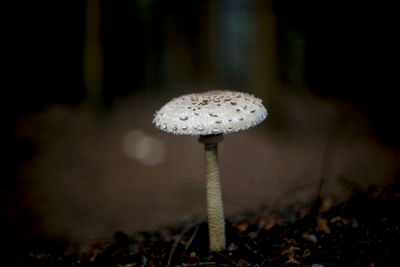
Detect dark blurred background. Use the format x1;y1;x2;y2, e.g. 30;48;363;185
3;0;399;254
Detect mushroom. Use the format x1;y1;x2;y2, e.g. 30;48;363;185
153;90;268;251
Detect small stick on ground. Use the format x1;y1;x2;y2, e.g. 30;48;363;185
167;224;194;266
214;251;239;265
171;262;217;267
185;225;200;251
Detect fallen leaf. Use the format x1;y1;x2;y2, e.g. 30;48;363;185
316;218;331;234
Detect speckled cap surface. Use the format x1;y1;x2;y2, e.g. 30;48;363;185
153;90;267;136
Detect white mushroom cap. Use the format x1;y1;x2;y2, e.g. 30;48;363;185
153;90;268;136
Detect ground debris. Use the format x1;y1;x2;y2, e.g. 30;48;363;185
3;179;400;266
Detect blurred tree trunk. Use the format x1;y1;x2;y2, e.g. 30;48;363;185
84;0;103;109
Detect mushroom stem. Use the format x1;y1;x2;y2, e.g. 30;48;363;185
199;134;226;251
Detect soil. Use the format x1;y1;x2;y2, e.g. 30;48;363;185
2;177;399;266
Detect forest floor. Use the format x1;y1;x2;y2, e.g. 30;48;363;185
2;177;400;267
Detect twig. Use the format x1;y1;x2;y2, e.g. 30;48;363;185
141;255;148;267
171;262;216;267
185;224;200;251
39;254;50;266
259;257;269;266
167;235;182;266
167;224;194;266
214;251;239;265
